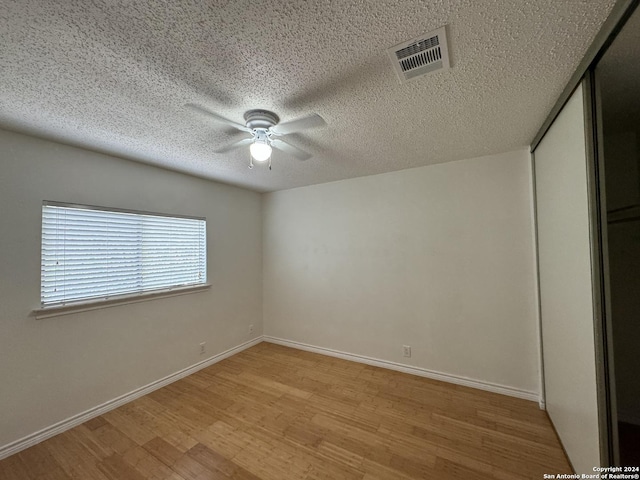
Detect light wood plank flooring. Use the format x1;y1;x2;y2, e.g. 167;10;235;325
0;342;572;479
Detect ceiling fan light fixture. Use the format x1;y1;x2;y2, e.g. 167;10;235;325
249;138;272;162
249;128;271;162
187;105;323;166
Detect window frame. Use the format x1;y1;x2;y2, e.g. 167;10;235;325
36;201;209;318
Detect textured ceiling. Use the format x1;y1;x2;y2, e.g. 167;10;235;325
0;0;616;192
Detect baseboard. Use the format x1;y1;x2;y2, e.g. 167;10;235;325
0;336;263;461
1;334;542;460
264;336;539;402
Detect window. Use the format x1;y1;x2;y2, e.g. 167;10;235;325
41;202;206;307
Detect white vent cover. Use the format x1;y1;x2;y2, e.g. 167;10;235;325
387;26;450;83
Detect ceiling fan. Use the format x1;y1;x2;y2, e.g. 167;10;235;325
186;104;325;169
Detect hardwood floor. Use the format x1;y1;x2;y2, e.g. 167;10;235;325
0;342;572;479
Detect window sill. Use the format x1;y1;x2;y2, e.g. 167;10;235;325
32;284;211;320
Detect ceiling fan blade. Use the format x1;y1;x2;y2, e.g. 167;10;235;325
186;103;252;133
270;113;325;135
271;139;313;161
214;137;253;153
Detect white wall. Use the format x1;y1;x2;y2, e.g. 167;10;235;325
263;149;540;396
534;83;600;473
0;129;263;449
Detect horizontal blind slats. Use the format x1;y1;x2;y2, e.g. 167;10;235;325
43;227;200;236
41;268;204;286
41;260;204;271
41;204;206;306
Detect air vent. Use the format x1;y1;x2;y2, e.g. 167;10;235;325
387;26;450;83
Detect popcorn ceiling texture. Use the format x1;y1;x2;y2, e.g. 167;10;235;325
0;0;616;192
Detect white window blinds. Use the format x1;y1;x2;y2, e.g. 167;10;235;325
41;202;206;307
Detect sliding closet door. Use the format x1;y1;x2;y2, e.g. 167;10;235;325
534;82;601;473
595;4;640;465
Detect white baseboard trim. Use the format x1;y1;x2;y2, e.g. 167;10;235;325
0;336;263;461
264;336;539;403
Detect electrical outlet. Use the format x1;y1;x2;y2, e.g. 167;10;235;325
249;324;254;334
199;342;206;355
403;345;411;358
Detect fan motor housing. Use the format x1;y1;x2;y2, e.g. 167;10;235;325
244;109;279;130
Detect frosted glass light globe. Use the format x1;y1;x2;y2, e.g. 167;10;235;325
250;142;272;162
